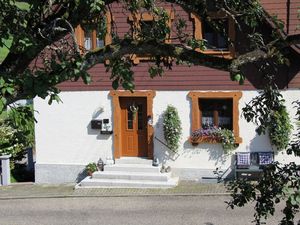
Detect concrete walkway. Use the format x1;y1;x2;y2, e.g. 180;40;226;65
0;181;229;199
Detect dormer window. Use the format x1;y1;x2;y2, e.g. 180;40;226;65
128;10;174;64
75;12;112;52
202;19;228;51
82;25;104;50
191;12;235;58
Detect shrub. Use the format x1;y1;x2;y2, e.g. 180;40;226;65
0;105;34;168
269;106;292;150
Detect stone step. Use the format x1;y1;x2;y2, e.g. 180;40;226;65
77;177;179;189
105;164;160;173
92;171;170;182
115;157;152;165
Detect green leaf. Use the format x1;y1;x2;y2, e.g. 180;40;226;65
82;74;92;84
112;79;119;90
234;74;241;82
5;87;14;95
239;76;245;85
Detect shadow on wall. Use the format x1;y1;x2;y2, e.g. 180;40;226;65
86;122;111;140
154;114;180;165
244;50;300;89
248;132;273;153
182;141;229;166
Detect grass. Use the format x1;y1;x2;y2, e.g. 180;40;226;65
10;174;17;183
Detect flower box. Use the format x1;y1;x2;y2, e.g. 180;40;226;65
189;127;242;151
189;136;221;145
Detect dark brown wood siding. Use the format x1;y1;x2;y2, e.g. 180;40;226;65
260;0;300;35
56;1;300;92
289;0;300;35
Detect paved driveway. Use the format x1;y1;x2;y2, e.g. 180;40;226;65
0;195;299;225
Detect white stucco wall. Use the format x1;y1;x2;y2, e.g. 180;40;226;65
34;91;113;165
34;90;300;183
152;90;300;172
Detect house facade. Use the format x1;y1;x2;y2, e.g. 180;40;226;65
34;1;300;183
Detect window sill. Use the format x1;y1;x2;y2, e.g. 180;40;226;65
195;49;233;59
189;136;242;146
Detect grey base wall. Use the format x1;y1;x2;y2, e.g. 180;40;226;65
35;163;86;184
172;167;234;183
35;163;235;184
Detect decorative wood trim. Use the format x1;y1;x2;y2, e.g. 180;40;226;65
105;11;113;46
188;91;242;144
109;90;156;159
128;9;174;64
190;12;235;59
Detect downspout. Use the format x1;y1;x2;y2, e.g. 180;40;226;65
286;0;290;35
286;0;290;88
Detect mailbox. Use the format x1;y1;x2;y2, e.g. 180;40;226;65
101;119;113;134
91;120;102;129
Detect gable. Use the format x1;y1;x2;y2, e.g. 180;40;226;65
56;0;300;92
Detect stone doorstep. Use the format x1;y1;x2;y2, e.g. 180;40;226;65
92;171;171;181
115;157;153;165
76;157;179;189
105;164;161;173
77;176;179;189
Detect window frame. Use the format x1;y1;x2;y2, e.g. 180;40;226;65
75;11;112;52
190;12;235;59
128;10;174;64
188;91;242;143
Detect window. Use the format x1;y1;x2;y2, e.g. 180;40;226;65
81;25;104;50
202;19;228;50
75;11;112;52
188;92;242;143
200;98;233;129
128;10;174;64
190;12;235;58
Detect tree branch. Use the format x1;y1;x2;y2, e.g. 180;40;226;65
84;40;231;70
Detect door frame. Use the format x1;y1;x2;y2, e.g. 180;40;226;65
109;90;156;159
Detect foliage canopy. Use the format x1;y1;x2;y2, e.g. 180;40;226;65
0;0;300;223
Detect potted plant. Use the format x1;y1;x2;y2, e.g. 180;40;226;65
85;162;98;176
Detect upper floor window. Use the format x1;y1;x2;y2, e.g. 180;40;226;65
191;12;235;58
75;12;112;52
202;19;228;50
81;25;104;50
128;10;174;64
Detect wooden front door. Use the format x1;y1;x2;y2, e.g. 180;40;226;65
120;97;148;157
